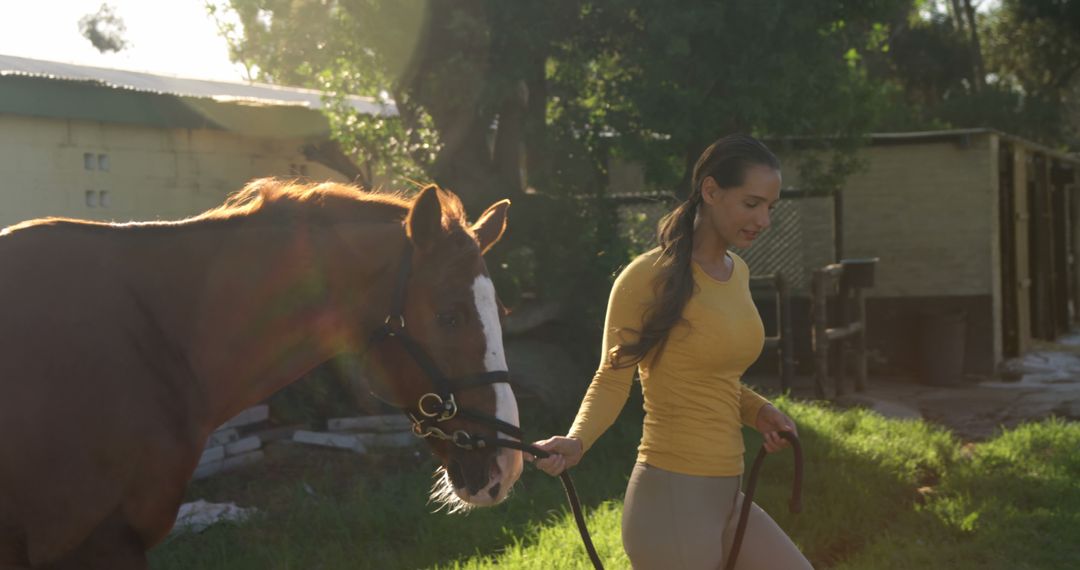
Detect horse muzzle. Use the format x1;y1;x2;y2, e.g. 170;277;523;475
448;446;523;505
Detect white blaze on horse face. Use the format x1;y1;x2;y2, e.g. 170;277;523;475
470;274;522;503
472;274;508;373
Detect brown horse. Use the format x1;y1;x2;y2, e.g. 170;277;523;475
0;179;522;569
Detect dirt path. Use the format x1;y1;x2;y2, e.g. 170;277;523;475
750;335;1080;442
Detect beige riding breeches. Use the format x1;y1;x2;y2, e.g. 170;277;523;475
621;462;813;570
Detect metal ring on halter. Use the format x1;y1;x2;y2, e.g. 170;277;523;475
453;430;485;449
409;415;427;437
417;392;457;421
426;426;453;441
384;314;406;333
406;420;488;451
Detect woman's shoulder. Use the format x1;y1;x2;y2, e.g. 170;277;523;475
619;248;664;279
611;248;664;292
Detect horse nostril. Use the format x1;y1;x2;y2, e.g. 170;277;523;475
488;482;501;499
447;459;466;489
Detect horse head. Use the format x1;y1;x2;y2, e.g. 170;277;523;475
365;185;522;511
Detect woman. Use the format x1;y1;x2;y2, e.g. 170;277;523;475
532;134;813;569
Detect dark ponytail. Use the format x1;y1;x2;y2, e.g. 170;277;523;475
610;134;779;368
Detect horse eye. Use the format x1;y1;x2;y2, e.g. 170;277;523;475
436;312;459;328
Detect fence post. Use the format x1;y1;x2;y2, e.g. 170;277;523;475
811;269;828;399
855;287;868;392
777;273;795;392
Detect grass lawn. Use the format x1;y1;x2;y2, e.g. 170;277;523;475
150;390;1080;569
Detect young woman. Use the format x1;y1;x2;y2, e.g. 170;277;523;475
531;134;813;569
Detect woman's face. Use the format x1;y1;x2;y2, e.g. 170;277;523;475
700;164;782;249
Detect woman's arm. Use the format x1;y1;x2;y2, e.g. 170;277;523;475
532;255;655;475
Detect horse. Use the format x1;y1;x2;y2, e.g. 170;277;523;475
0;179;523;569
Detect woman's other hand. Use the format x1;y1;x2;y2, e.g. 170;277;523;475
527;436;584;476
755;404;797;453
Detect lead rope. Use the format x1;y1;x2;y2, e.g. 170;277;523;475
512;442;604;570
500;431;803;570
724;431;803;570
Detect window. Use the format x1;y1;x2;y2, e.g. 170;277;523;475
83;153;95;171
97;154;109;172
85;190;97;208
98;190;110;208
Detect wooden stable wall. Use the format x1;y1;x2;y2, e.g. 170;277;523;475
779;130;1080;377
998;138;1080;359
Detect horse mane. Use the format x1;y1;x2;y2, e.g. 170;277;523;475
1;178;468;235
196;178;468;229
197;178;405;223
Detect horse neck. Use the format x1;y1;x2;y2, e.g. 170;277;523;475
130;215;406;433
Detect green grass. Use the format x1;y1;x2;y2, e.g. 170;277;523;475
149;393;1080;570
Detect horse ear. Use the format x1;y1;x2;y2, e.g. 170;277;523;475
471;199;510;254
406;185;443;252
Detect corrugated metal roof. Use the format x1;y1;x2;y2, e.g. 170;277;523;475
0;54;396;117
773;128;1080;165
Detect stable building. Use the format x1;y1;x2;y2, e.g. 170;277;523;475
773;129;1080;377
0;54;391;227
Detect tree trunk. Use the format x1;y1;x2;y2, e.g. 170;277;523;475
948;0;965;33
524;56;550;191
492;80;528;198
963;0;985;92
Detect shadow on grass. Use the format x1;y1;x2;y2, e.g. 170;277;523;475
149;391;644;570
747;403;1080;570
150;393;1080;570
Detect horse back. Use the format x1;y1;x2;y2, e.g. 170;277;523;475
0;222;204;562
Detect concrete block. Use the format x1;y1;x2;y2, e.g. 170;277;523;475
250;424;305;443
369;431;421;449
292;430;372;454
192;461;222;480
327;414;412;433
207;428;240;447
221;405;269;429
226;435;261;456
192;450;266;480
199;446;225;465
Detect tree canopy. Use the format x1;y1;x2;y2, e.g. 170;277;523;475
208;0;1080;316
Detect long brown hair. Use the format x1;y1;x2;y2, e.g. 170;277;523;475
610;134;780;368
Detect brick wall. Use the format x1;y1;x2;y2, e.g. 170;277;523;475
0;114;346;228
780;135;998;299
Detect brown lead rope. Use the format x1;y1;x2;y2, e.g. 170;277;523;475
521;442;605;569
520;430;802;570
559;471;605;570
724;430;804;570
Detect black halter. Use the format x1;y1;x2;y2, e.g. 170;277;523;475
367;240;525;450
367;236;605;569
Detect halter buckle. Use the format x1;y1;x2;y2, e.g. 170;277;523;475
417;392;457;421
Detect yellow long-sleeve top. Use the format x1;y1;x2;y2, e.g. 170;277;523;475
568;248;770;477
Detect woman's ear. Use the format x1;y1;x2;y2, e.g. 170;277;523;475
699;176;721;206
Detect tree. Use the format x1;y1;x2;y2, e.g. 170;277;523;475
544;0;915;194
209;1;584;211
860;0;1080;150
211;1;950;416
79;3;128;54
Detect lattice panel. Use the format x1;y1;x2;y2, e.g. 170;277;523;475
735;200;808;291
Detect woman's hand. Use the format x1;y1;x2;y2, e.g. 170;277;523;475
755;404;798;453
527;436;584;476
